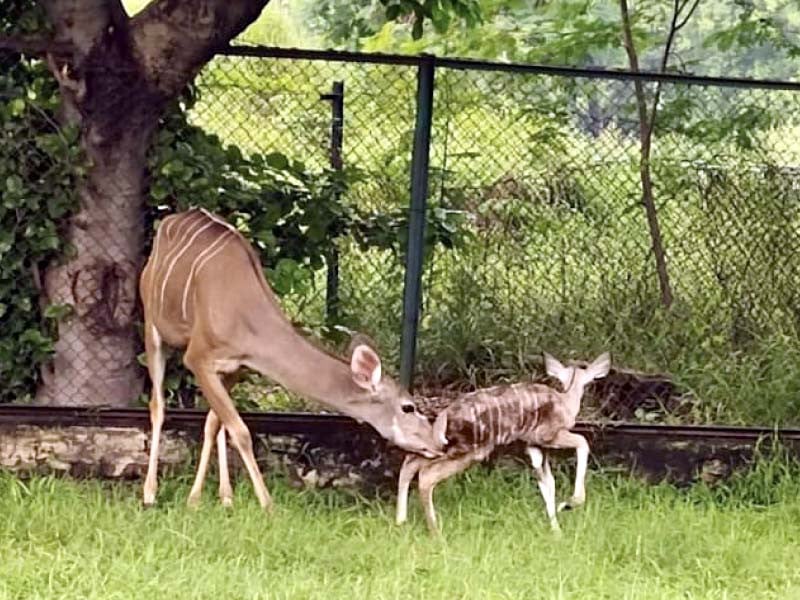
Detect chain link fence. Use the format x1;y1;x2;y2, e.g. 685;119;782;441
5;44;800;424
419;66;800;423
190;51;421;369
189;49;800;424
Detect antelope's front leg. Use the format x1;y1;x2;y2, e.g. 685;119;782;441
526;447;560;534
417;453;476;536
216;426;233;507
396;454;425;525
548;430;590;512
187;358;273;512
188;375;239;509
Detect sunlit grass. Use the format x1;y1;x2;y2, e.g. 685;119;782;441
3;453;800;599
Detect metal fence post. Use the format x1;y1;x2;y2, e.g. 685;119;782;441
399;55;435;391
320;81;344;326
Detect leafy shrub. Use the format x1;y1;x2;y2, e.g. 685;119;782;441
0;50;82;403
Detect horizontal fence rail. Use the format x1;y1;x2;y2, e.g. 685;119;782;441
222;44;800;90
2;406;800;444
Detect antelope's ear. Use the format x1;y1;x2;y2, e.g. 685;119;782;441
351;344;382;391
586;352;611;380
544;352;571;388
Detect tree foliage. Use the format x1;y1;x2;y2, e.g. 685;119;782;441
299;0;800;81
0;2;80;402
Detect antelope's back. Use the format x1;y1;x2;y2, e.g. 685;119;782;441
141;208;252;327
443;383;558;454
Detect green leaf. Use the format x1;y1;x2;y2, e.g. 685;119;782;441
9;98;26;117
43;303;74;321
265;152;290;170
5;175;23;193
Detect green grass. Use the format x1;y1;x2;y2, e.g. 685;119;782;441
3;456;800;600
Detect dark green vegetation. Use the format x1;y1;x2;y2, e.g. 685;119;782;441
4;1;800;425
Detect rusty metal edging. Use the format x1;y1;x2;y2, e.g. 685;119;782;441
0;406;364;435
2;406;800;444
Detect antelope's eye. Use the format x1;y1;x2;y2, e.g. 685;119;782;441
401;403;416;414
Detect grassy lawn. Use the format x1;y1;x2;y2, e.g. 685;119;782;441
2;458;800;600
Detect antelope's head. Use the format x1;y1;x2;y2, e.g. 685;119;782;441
346;342;444;458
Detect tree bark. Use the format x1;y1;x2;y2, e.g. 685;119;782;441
9;0;272;406
36;116;154;406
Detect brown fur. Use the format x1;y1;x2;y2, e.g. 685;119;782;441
395;353;610;534
139;208;444;510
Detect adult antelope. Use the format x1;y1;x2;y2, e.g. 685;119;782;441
139;208;444;510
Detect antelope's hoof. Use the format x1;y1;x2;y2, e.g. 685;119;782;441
558;497;585;512
425;522;442;537
220;497;234;509
427;529;442;538
186;495;201;509
142;490;156;508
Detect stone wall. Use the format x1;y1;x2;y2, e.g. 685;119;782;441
0;425;194;479
3;421;791;496
0;423;408;496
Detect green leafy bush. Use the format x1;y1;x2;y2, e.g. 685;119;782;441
0;49;82;403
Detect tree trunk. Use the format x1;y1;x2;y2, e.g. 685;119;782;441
36;122;153;406
619;0;674;309
4;0;273;406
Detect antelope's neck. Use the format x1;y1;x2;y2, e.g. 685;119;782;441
246;313;363;416
561;382;585;422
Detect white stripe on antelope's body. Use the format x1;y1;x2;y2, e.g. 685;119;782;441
395;352;611;536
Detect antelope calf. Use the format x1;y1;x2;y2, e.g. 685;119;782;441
396;352;610;535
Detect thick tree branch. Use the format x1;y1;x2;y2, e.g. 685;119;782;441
0;34;72;57
130;0;272;98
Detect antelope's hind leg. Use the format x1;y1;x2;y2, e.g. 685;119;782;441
143;324;167;507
